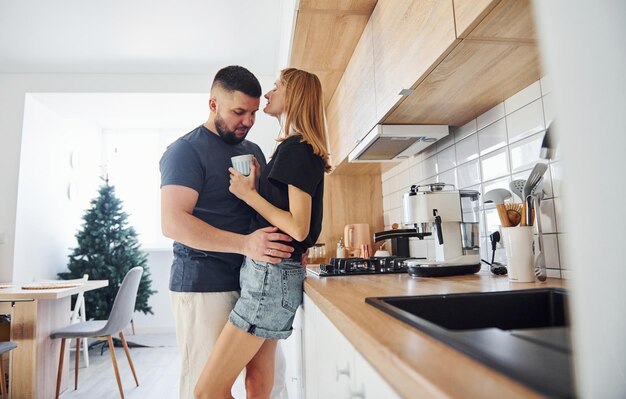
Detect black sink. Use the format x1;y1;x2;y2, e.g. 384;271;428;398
366;288;574;398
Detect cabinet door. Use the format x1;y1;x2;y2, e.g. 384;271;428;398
453;0;500;38
371;0;458;121
351;350;400;399
282;308;303;399
326;19;377;167
314;301;354;398
303;294;355;398
303;295;319;399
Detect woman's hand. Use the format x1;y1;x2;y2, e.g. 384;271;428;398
229;162;257;202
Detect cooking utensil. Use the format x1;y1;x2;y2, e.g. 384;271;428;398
485;189;513;227
505;203;523;227
496;204;511;227
523;163;548;226
533;192;547;281
484;188;512;205
509;179;526;202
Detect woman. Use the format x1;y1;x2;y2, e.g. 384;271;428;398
194;68;330;399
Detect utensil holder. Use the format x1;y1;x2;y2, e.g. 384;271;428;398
502;226;535;282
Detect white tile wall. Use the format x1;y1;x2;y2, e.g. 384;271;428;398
380;78;567;277
478;118;507;156
477;102;505;130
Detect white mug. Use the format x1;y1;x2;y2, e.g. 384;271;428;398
231;154;254;176
502;226;535;283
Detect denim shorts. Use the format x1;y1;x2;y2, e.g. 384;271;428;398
229;256;306;340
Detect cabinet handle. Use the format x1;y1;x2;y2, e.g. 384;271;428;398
335;364;350;381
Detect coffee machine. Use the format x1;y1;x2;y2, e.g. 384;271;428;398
402;183;481;268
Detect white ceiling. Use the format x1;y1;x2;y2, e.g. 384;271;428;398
3;1;294;157
0;0;290;75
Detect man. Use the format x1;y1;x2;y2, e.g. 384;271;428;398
160;65;294;398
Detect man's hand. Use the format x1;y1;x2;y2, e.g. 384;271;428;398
244;226;294;263
301;249;309;268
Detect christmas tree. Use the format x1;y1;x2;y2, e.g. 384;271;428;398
59;179;156;320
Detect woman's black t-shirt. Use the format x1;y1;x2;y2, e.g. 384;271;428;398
251;134;325;258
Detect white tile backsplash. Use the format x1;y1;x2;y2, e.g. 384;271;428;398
456;133;479;164
542;234;561;269
538;198;557;234
477;102;505;130
380;78;567;277
506;99;546;143
478;118;507;156
457;159;481;188
437;169;457;188
553;197;566;232
423;155;437;178
509;132;544;173
454;119;478;142
409;162;424;184
481;147;509;181
397;168;410;191
505;81;542;114
436;146;456;172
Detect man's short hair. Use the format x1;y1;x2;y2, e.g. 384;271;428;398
212;66;262;98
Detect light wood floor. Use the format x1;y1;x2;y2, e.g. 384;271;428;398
60;334;180;398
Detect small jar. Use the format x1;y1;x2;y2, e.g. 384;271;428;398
318;243;326;259
336;238;345;258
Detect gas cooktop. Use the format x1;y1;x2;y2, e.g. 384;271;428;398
307;256;426;277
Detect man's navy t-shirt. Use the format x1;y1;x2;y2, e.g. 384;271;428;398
159;125;266;292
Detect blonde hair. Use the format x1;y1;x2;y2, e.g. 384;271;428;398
278;68;331;172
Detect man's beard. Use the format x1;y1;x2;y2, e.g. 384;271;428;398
215;113;248;145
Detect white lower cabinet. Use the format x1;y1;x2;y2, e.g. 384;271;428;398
302;294;400;399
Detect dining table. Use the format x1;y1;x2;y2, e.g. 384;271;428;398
0;280;108;398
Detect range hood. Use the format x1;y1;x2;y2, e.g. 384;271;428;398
348;124;449;162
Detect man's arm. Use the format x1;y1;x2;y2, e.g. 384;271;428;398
160;185;294;262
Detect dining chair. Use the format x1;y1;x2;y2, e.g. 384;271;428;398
39;273;91;368
51;267;143;399
69;274;90;367
0;341;17;399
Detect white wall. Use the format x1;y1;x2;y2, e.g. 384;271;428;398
533;1;626;397
12;94;101;283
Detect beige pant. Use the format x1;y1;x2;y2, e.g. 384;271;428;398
169;291;288;399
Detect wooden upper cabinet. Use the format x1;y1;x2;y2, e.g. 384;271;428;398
370;0;458;121
467;0;537;42
453;0;501;38
385;41;541;125
385;0;541;126
290;10;371;105
326;20;377;168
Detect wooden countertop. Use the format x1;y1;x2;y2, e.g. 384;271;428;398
0;280;108;300
304;269;567;399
